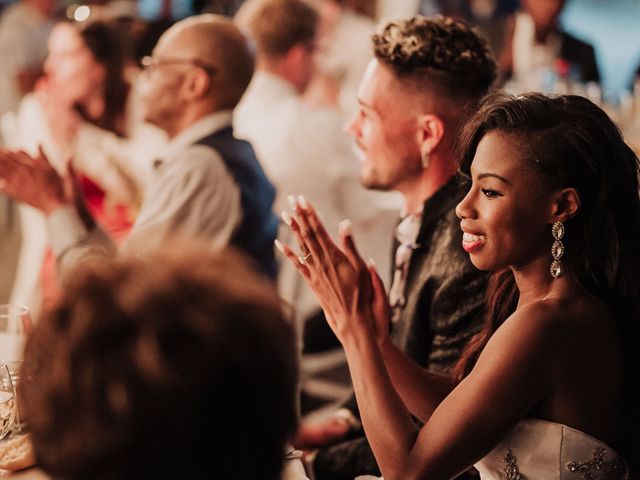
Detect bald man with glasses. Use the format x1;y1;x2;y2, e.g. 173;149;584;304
0;14;279;279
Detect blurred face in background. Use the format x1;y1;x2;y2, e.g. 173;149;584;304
30;0;56;16
522;0;564;33
294;39;317;93
43;23;106;106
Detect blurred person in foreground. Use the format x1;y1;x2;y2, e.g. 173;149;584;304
20;246;302;479
0;14;279;281
290;15;496;479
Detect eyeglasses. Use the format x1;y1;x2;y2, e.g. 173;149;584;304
140;55;217;75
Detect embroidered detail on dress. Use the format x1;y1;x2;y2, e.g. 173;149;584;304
503;449;525;479
566;447;628;480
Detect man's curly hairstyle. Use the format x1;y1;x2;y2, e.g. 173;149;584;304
373;15;496;100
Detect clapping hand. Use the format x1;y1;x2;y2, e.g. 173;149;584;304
277;196;392;344
0;147;70;215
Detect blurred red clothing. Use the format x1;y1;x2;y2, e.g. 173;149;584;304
40;174;134;308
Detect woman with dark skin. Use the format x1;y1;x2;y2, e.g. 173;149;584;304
278;93;639;479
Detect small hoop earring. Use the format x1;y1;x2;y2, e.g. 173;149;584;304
550;221;565;278
421;150;430;169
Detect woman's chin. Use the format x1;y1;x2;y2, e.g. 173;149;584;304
469;255;496;272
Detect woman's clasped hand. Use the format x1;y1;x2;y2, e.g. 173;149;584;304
276;195;390;345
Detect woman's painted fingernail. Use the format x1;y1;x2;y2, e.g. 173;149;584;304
298;195;308;209
274;239;285;253
287;195;297;210
367;257;376;269
339;219;352;236
281;211;292;226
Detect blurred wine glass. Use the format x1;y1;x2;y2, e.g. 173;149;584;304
0;304;33;434
0;362;16;440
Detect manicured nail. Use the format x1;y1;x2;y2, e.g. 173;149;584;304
367;257;376;269
339;219;352;236
287;195;297;210
281;211;292;226
274;239;285;253
298;195;308;209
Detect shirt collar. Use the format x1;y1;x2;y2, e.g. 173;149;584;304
395;210;423;247
160;110;233;165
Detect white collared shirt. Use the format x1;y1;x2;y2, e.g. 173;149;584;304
158;110;234;167
47;110;241;271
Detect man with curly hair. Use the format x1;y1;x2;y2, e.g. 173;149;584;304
294;15;497;479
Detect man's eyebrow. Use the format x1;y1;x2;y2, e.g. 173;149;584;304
477;172;510;184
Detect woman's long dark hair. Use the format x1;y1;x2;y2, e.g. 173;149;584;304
76;19;128;135
452;92;640;469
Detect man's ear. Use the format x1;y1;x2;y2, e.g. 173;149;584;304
417;114;445;159
285;43;307;65
550;187;581;223
185;67;212;100
281;43;312;92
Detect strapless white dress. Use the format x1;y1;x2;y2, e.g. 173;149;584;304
474;418;629;479
354;418;628;480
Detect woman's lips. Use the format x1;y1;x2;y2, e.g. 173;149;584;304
462;232;487;253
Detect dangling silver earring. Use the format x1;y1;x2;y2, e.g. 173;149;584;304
421;149;430;169
550;221;565;278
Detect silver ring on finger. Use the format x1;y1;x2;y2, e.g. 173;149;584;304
299;252;312;265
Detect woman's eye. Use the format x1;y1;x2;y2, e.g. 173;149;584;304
481;188;501;199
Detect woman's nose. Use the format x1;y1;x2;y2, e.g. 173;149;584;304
455;190;474;220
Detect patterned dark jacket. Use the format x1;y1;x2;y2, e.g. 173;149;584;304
390;177;488;372
313;177;489;480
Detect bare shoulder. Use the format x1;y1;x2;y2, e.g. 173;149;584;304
487;292;616;367
513;290;612;332
473;289;622;435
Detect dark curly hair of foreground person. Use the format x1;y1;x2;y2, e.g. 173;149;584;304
20;246;298;480
372;15;496;99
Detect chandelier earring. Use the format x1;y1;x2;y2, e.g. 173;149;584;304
550;221;565;278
